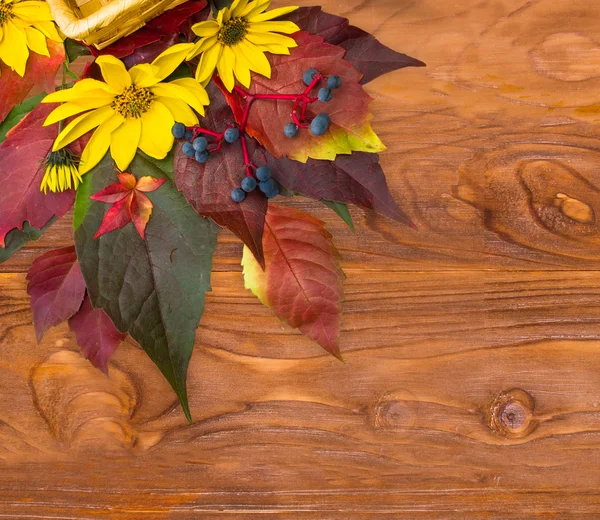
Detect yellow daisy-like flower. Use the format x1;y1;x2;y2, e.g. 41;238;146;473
0;0;62;77
41;148;81;194
42;43;209;176
187;0;300;91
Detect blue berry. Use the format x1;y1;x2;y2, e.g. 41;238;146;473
224;127;240;143
231;188;246;203
195;150;209;163
172;122;185;139
193;137;208;152
327;75;342;89
303;68;319;86
241;176;257;192
185;129;194;141
318;87;333;102
284;122;299;138
265;182;280;199
256;165;271;182
259;178;275;194
182;142;195;157
310;113;330;136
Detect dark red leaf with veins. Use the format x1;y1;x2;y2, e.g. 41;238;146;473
26;246;87;342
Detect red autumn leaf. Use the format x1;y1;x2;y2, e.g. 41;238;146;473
0;40;65;124
174;83;267;267
265;151;413;227
242;205;345;360
221;32;385;163
26;246;87;342
91;173;165;239
0;103;80;248
284;7;425;84
68;294;126;374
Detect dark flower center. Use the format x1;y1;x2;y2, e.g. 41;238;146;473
112;85;154;118
218;17;249;46
0;1;14;26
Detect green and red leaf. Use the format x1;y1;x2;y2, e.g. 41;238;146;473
0;103;80;248
285;6;425;84
68;294;126;374
174;84;267;266
221;32;385;162
26;246;87;342
242;205;345;360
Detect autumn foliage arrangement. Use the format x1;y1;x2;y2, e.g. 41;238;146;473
0;0;424;420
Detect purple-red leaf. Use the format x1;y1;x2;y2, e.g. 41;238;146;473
174;83;267;266
68;294;126;374
242;205;345;360
0;104;80;248
26;246;87;342
285;6;425;84
266;151;413;226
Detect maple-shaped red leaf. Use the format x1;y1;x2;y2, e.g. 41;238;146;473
174;83;267;267
0;103;80;248
91;173;165;239
221;32;385;163
0;40;65;124
265;151;413;227
242;205;345;360
68;294;126;374
26;246;87;342
284;7;425;84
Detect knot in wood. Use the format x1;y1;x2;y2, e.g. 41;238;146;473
487;389;536;439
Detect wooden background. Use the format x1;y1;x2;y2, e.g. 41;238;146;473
2;0;600;517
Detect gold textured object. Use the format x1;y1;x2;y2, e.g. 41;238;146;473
46;0;188;50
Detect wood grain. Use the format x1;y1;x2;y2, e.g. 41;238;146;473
2;0;600;517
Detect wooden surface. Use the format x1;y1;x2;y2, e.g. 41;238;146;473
2;0;600;517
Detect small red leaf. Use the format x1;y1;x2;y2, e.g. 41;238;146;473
90;182;132;203
27;246;87;342
118;173;137;190
135;176;165;192
68;294;126;374
130;191;153;239
94;194;133;239
242;205;345;359
0;103;80;248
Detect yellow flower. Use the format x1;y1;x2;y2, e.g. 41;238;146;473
0;0;62;77
41;148;81;193
187;0;299;91
41;43;209;175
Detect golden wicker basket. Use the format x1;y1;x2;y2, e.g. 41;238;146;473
47;0;188;50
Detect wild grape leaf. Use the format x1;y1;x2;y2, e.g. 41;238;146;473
0;218;55;265
174;83;267;266
26;246;87;342
284;6;425;84
0;40;64;124
75;152;219;421
0;103;80;248
68;294;126;374
322;200;354;231
265;151;413;227
242;205;345;360
221;32;385;162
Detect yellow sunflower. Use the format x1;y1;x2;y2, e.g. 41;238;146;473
42;43;209;180
187;0;300;91
0;0;62;77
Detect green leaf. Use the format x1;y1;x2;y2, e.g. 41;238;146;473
322;200;355;231
75;152;219;421
142;149;174;180
0;218;56;264
73;171;94;231
64;39;91;64
209;0;233;15
0;93;46;143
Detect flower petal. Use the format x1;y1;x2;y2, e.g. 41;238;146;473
191;20;220;38
248;21;299;34
156;96;198;126
43;79;112;103
151;81;207;115
129;63;160;88
233;50;251;87
217;45;236;91
238;39;271;78
44;97;113;126
245;31;297;48
80;113;124;174
254;43;291;55
241;0;270;18
0;22;28;76
149;43;195;83
232;0;250;17
96;55;131;92
138;101;174;159
110;117;142;171
12;1;54;21
187;35;218;60
23;26;48;56
169;78;210;112
53;105;114;151
195;41;222;83
32;21;62;42
248;6;299;22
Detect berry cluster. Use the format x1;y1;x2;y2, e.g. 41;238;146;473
283;69;342;139
231;165;279;202
172;123;241;165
